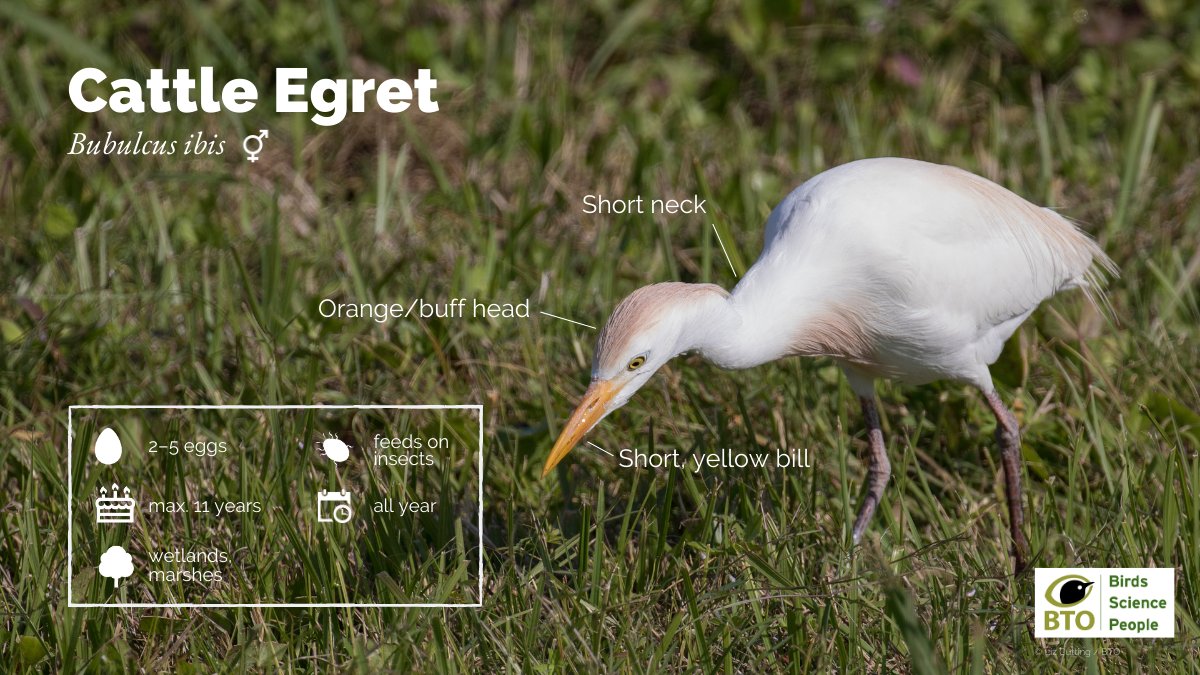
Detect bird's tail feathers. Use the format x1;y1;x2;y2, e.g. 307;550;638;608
1051;209;1119;324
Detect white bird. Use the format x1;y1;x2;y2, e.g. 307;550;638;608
541;157;1115;573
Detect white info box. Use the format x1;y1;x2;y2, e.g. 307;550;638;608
67;404;483;608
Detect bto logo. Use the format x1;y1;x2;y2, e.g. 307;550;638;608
1034;567;1175;638
1042;574;1097;631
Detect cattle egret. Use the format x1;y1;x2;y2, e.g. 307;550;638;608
542;157;1116;573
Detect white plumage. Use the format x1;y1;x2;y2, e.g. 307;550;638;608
720;157;1113;387
542;157;1115;573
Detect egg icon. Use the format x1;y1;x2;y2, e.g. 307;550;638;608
319;434;351;463
94;427;123;465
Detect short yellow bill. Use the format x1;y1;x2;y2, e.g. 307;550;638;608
541;380;618;477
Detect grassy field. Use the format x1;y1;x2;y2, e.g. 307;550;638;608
2;0;1199;671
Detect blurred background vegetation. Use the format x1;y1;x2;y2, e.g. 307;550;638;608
2;0;1199;671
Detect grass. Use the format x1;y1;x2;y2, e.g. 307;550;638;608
2;0;1200;671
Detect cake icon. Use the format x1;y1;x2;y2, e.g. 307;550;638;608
96;483;136;524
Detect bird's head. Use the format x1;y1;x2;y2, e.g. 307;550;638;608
1062;580;1095;596
541;282;730;477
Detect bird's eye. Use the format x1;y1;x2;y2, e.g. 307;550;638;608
627;356;646;371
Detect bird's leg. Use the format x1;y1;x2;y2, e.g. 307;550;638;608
851;396;891;544
983;389;1030;574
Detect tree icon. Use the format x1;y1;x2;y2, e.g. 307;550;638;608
99;545;133;588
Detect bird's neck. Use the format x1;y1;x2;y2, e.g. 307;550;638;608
673;282;803;370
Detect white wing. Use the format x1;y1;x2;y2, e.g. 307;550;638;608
746;158;1114;386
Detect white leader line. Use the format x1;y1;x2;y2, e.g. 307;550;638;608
712;222;739;278
538;311;597;331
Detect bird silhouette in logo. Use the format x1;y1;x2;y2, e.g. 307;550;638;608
1056;579;1094;606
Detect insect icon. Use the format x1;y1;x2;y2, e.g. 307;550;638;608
318;434;352;463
